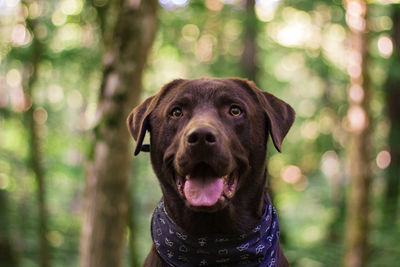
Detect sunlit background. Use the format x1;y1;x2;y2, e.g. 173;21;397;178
0;0;399;266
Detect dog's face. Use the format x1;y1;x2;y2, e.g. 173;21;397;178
127;78;294;213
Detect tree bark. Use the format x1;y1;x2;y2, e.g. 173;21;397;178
384;4;400;221
343;1;372;266
240;0;258;82
127;187;139;267
24;9;50;267
0;191;18;267
79;1;158;267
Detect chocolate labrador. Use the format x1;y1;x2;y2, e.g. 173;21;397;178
127;78;295;266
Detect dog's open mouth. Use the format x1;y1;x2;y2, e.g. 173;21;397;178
175;164;238;208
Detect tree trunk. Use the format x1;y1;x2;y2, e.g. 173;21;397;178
24;10;50;267
240;0;258;82
127;187;139;267
343;1;372;266
79;1;158;267
384;4;400;221
0;191;18;267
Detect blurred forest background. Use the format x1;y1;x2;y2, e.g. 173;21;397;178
0;0;400;266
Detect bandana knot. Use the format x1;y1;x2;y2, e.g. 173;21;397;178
151;195;280;266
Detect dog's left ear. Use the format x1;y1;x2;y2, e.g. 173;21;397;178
259;89;295;152
232;78;295;152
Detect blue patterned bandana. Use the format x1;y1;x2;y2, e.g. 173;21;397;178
150;195;280;266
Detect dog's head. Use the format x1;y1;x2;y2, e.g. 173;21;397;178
127;78;295;213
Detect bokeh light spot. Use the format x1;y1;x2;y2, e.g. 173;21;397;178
377;35;393;58
33;107;48;125
298;99;316;118
301;121;319;140
281;165;302;184
256;0;280;22
321;151;340;178
47;231;64;247
346;0;366;32
376;150;391;169
6;69;22;87
67;90;83;109
181;24;200;41
47;84;64;104
205;0;223;11
52;10;67;26
349;84;364;103
195;35;214;62
159;0;189;9
61;0;83;15
12;24;31;46
293;177;309;191
28;1;41;19
347;105;367;132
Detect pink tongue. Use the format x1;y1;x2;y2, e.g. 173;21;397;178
184;177;223;207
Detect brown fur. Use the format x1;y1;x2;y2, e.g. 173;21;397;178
127;78;295;266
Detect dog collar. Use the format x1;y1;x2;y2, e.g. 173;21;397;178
150;194;280;266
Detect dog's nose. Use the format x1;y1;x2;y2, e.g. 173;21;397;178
187;126;217;147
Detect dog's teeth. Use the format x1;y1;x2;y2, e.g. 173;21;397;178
225;190;233;198
185;175;190;180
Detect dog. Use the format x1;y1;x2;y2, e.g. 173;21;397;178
127;78;295;266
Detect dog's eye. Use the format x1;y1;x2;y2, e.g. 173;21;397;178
229;106;242;117
171;108;183;118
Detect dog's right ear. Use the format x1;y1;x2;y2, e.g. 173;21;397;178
126;79;185;156
127;96;157;156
